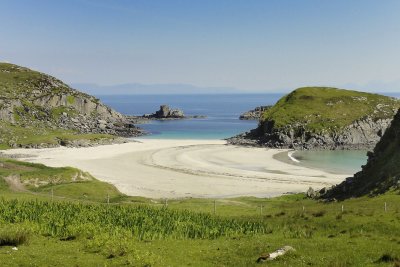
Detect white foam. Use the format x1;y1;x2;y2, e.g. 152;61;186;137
288;151;300;163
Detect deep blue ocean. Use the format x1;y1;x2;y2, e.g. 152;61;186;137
98;94;371;174
99;94;283;139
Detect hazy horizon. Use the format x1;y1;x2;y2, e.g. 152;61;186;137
70;82;400;96
2;0;400;93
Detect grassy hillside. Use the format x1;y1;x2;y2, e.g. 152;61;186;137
261;87;400;133
0;159;399;266
0;122;116;150
0;63;78;98
0;63;137;149
0;158;123;202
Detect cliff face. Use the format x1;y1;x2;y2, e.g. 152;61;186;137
0;63;142;147
228;87;400;150
323;110;400;200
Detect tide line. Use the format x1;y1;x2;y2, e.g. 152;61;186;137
288;151;300;163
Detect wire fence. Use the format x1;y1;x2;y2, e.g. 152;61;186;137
9;188;400;219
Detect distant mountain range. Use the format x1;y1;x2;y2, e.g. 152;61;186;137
71;83;243;95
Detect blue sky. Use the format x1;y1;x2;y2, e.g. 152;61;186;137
1;0;400;93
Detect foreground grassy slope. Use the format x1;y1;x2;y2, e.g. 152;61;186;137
0;193;399;266
261;87;399;133
0;160;399;266
0;158;123;202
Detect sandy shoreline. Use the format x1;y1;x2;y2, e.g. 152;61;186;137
3;139;349;199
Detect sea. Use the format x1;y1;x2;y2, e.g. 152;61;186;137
98;94;372;174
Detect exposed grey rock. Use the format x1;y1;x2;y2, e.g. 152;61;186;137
239;106;271;120
321;110;400;200
228;116;394;150
169;109;184;118
0;64;145;142
306;187;318;198
155;105;172;118
152;105;185;118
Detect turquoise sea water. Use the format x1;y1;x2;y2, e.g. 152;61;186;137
99;94;283;139
292;150;368;174
99;94;371;173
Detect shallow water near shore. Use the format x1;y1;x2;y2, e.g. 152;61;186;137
99;94;282;139
291;150;368;174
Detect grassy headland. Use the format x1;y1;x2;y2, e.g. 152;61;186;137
261;87;399;133
227;87;400;149
0;62;140;149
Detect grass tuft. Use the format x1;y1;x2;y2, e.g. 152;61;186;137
0;226;30;246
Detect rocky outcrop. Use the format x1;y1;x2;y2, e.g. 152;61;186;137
151;105;185;119
0;63;144;138
229;116;392;150
228;87;400;150
239;106;271;120
321;110;400;200
127;105;206;122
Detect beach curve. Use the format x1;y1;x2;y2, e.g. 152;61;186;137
2;139;349;199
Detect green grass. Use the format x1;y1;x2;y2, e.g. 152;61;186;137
0;62;117;149
50;106;78;120
66;95;75;105
0;191;398;266
0;224;30;247
261;87;400;133
0;157;399;266
0;63;70;98
0;158;124;203
34;181;125;203
0;122;115;149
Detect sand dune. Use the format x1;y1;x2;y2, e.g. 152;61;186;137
3;139;349;199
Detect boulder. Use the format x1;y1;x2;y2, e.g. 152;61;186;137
152;105;185;119
155;105;171;118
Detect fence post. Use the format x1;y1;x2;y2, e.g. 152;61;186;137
302;206;305;212
341;204;344;213
384;202;387;212
165;199;168;208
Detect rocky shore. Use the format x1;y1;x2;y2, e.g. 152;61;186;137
321;109;400;200
126;105;206;124
239;106;271;120
228;87;400;150
228;116;393;150
0;63;145;149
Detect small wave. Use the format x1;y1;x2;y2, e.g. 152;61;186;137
288;151;300;163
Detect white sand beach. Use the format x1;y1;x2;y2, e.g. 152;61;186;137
3;139;349;199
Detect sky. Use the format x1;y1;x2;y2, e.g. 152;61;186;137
1;0;400;93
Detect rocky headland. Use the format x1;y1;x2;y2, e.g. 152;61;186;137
321;109;400;200
228;87;400;150
239;106;271;120
0;63;144;148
